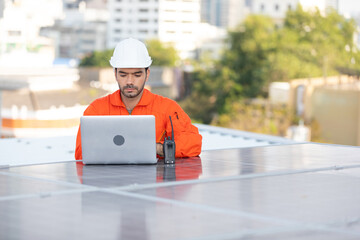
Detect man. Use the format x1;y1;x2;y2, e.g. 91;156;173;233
75;38;202;160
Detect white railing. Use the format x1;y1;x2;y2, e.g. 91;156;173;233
1;105;88;138
2;104;87;120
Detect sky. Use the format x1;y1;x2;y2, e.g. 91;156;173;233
338;0;360;17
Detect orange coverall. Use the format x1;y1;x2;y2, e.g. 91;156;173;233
75;89;202;160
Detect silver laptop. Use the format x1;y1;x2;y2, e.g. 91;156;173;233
80;115;157;164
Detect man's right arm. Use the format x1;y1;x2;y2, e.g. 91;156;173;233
164;104;202;158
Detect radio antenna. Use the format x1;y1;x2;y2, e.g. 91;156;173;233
169;116;174;140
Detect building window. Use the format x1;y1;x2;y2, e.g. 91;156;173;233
139;19;149;23
115;18;122;22
165;20;176;23
114;29;122;33
288;4;292;10
275;4;279;11
139;29;148;33
260;4;265;12
182;20;192;23
115;8;122;12
82;40;94;45
8;31;21;36
139;8;149;12
82;29;94;34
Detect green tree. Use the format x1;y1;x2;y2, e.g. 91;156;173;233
79;49;113;67
277;6;359;79
182;15;278;123
145;39;179;66
223;15;278;98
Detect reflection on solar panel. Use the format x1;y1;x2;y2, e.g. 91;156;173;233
1;143;360;239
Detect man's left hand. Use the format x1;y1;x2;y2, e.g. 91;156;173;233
156;143;164;156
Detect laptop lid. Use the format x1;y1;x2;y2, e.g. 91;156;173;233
80;115;157;164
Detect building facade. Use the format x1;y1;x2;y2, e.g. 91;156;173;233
250;0;339;23
250;0;299;24
0;0;63;66
200;0;247;29
107;0;201;59
40;0;108;59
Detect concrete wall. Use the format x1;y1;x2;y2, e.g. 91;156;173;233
79;67;105;83
311;88;360;146
273;75;360;146
288;75;358;122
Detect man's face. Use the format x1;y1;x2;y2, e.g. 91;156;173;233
115;68;150;99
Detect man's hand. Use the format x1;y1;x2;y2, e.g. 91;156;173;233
156;143;164;156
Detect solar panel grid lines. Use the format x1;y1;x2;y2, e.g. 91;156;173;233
103;186;360;237
0;143;360;239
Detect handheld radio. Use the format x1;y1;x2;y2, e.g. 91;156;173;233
163;116;176;164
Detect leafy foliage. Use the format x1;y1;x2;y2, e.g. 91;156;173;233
145;39;179;66
223;15;278;98
182;6;360;125
79;49;113;67
278;6;358;79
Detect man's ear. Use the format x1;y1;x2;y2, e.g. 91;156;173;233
145;68;150;82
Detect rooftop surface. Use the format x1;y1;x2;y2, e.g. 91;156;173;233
0;126;359;239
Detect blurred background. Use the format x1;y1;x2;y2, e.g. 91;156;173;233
0;0;360;146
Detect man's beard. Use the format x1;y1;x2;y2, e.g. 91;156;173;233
119;81;146;98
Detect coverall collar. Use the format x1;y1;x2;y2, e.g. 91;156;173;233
110;88;152;108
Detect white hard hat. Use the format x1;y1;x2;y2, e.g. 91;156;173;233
109;38;152;68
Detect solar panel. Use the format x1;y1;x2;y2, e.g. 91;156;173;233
1;143;360;239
